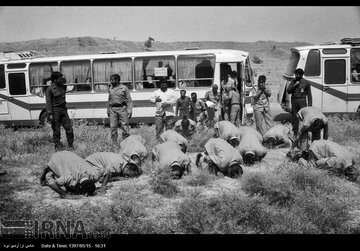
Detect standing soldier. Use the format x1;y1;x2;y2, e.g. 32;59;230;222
189;92;207;128
287;68;312;135
223;86;241;126
107;74;133;144
45;71;74;150
204;84;221;123
175;90;191;119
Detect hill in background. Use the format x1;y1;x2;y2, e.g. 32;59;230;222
0;36;311;61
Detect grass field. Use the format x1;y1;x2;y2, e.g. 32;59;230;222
1;114;360;235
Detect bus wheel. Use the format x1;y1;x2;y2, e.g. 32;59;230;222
40;112;52;128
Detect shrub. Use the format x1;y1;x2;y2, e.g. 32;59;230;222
148;166;179;197
184;168;217;187
252;56;263;64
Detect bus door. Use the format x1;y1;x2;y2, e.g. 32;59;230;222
321;57;348;113
0;65;11;122
6;66;31;124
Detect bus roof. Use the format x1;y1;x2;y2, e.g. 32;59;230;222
0;49;249;64
291;43;359;52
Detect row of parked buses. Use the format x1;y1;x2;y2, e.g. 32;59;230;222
1;37;360;128
0;48;255;127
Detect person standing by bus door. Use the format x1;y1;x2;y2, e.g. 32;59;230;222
46;71;74;151
107;74;133;144
149;77;178;142
287;68;312;136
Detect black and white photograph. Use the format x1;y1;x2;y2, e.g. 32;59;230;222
0;5;360;247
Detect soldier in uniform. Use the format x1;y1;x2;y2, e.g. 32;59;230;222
213;120;241;148
85;151;142;194
152;141;191;179
175;89;191;119
287;68;313;135
119;135;148;168
45;71;74;150
299;139;359;182
291;106;328;152
237;126;267;165
40;151;97;198
189;92;207;128
204;84;221;123
223;86;241;126
160;129;188;153
196;138;244;178
173;116;197;138
262;123;294;149
107;74;133;144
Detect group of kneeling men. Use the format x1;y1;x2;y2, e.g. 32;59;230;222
40;105;359;198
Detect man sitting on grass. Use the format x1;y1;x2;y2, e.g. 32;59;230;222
152;141;191;179
196;138;244;178
298;139;359;182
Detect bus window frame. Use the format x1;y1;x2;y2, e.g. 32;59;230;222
8;72;27;96
0;64;6;89
60;59;92;92
134;55;176;90
177;53;215;89
92;57;134;92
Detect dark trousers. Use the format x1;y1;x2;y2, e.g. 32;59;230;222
51;107;74;148
155;114;175;141
291;98;307;133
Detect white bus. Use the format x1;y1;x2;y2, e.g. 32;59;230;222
278;38;360;114
0;48;255;127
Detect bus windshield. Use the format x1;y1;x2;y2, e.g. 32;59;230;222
284;51;300;78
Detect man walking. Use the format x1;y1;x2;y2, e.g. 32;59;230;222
175;89;191;119
287;68;312;135
107;74;133;144
45;71;74;150
189;92;207;128
223;86;241;126
149;77;178;141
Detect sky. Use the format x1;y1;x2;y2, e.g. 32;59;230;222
0;6;359;44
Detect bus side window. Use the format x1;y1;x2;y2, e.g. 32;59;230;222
0;65;6;89
178;55;215;88
60;60;91;92
350;48;360;83
93;58;133;92
135;56;175;89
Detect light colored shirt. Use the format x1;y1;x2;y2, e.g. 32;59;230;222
149;88;178;116
263;124;292;144
152;141;191;169
223;90;241;105
297;106;328;133
119;135;148;161
204;138;243;171
214;121;240;141
45;151;94;187
85;152;126;181
251;84;271;112
309;139;355;170
160;129;188;146
237;126;266;157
